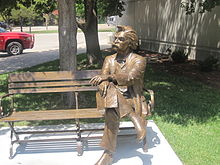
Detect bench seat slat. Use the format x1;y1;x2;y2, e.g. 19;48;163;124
9;86;98;94
0;108;104;122
9;80;91;89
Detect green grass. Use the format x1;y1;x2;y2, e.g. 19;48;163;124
0;54;219;165
155;119;220;165
144;67;220;165
25;30;59;34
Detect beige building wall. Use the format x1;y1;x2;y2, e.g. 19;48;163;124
119;0;220;60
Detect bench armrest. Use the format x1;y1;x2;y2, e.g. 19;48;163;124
143;88;155;112
0;94;12;118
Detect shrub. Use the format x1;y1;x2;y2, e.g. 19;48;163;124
171;49;188;63
199;56;219;72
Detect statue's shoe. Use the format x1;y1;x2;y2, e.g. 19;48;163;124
95;151;113;165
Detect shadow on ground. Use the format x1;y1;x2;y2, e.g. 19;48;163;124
8;125;159;165
146;65;220;125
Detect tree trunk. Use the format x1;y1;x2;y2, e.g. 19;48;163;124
29;18;32;33
43;14;49;31
78;0;102;65
20;17;23;32
29;25;31;33
84;20;101;64
58;0;77;71
57;0;77;108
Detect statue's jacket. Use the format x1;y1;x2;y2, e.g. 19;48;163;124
96;53;148;117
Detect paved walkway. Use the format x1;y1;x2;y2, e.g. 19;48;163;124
0;121;183;165
0;32;112;74
11;24;114;32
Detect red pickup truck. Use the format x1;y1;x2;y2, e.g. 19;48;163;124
0;27;34;55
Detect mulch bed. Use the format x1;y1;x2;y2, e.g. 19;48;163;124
144;53;220;89
103;49;220;89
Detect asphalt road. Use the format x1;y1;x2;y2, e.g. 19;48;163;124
0;32;112;74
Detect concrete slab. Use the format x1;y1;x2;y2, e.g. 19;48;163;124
0;121;183;165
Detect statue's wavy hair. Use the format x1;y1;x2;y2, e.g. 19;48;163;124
116;25;139;50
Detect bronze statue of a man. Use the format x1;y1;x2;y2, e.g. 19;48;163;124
90;25;148;165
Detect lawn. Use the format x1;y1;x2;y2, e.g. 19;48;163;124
145;66;220;165
0;54;219;165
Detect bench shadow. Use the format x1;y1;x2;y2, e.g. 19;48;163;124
0;127;10;135
13;134;103;158
11;124;103;158
12;124;159;164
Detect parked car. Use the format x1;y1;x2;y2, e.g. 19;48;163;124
0;27;34;55
0;22;8;29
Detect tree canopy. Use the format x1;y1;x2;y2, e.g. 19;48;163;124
0;0;17;21
10;3;36;22
76;0;125;20
34;0;57;14
97;0;125;17
0;0;56;22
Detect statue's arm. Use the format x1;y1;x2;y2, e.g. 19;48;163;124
101;56;111;75
111;56;146;86
90;56;111;86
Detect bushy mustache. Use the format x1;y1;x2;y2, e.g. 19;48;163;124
112;43;119;48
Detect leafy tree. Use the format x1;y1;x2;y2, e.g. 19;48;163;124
10;3;36;32
0;0;17;23
97;0;125;17
26;5;38;32
34;0;57;14
34;0;57;29
76;0;125;64
0;0;56;31
181;0;220;14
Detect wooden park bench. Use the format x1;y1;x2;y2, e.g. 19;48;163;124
0;70;154;159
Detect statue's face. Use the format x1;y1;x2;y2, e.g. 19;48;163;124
112;32;130;52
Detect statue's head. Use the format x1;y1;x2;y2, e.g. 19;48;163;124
112;25;138;52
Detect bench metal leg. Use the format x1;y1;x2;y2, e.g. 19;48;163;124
8;122;14;159
74;92;84;156
8;122;21;159
8;122;20;142
76;140;83;156
9;127;13;159
76;119;84;156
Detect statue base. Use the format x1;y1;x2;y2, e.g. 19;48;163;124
0;121;182;165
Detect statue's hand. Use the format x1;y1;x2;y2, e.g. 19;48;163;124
98;81;109;98
90;75;109;86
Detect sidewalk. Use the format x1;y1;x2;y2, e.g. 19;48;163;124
0;32;112;74
0;121;183;165
12;24;114;32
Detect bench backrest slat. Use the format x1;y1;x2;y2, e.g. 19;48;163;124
9;80;91;88
9;70;100;82
8;70;101;94
9;86;98;94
